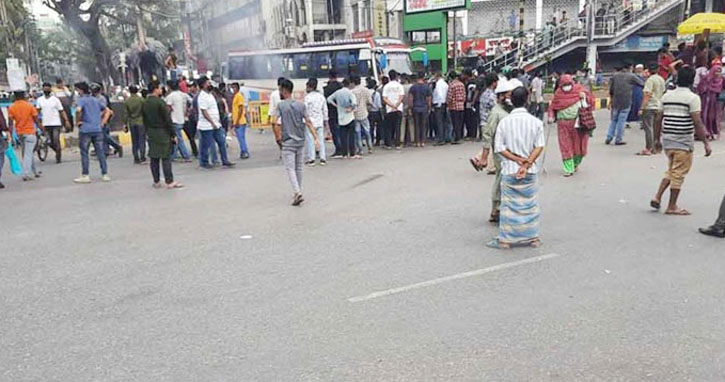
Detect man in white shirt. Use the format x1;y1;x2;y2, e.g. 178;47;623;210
431;71;449;143
529;72;545;119
267;77;284;128
165;80;192;161
37;82;70;163
489;86;545;250
327;78;358;158
304;78;329;165
196;76;235;169
382;70;405;149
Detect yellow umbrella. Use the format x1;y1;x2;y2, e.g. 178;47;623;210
677;12;725;35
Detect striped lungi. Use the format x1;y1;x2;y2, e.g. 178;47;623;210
498;174;540;244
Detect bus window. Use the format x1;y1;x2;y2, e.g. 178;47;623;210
311;52;332;78
333;51;350;78
293;53;312;78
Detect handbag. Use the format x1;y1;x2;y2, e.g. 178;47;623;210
4;142;22;175
577;101;596;131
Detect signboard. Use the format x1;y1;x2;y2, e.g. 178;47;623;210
373;0;387;36
606;35;667;53
6;58;26;91
484;37;514;57
405;0;466;14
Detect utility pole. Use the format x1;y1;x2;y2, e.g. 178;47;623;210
453;11;457;70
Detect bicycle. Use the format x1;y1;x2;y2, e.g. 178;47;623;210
35;129;49;162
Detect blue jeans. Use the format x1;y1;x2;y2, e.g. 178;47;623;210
607;108;631;143
306;125;326;161
19;134;37;178
129;124;146;161
234;124;249;156
103;125;121;153
199;129;230;166
79;131;108;175
356;118;372;153
172;123;190;159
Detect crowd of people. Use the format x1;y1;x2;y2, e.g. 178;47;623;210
3;43;725;243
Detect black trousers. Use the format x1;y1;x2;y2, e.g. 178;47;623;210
46;125;62;162
450;110;465;142
339;121;356;157
369;112;383;145
413;111;428;144
184;119;198;157
465;108;478;139
384;111;402;148
150;157;173;184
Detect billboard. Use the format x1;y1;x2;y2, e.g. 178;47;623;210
405;0;466;14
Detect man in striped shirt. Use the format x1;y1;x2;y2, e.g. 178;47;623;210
488;86;545;249
651;66;712;216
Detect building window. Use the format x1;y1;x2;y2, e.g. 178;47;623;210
352;3;360;32
407;29;441;44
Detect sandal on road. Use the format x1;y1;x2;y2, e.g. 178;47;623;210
665;208;691;216
650;200;661;210
167;182;184;189
486;239;511;249
469;157;482;172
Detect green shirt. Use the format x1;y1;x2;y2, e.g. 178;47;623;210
557;102;580;121
481;103;509;148
142;96;174;159
124;95;145;126
643;74;666;110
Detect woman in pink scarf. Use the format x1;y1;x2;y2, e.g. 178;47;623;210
698;62;723;140
547;74;595;176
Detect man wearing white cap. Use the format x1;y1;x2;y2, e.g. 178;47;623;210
478;78;516;223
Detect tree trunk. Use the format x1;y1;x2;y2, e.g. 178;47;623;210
56;6;119;84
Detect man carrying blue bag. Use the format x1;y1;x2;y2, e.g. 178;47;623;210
0;106;22;189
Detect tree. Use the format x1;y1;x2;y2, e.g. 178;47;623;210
0;0;36;72
43;0;181;84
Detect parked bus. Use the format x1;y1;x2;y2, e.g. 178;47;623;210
226;38;416;101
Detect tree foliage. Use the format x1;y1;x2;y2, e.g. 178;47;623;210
0;0;36;71
43;0;181;84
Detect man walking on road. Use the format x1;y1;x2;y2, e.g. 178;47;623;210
166;80;192;161
73;82;112;183
478;79;514;223
37;82;70;163
231;83;250;159
93;83;122;158
8;91;43;181
607;64;645;145
275;79;320;206
144;82;183;189
700;195;725;238
304;78;329;166
447;71;466;144
638;62;665;156
650;66;711;216
488;86;545;249
197;76;235;169
124;85;147;163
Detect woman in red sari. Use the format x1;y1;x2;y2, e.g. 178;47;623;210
698;61;723;140
547;74;595;176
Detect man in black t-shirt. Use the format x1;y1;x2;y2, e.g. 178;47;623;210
463;70;479;140
323;70;343;157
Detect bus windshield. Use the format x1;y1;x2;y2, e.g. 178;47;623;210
385;52;413;76
229;50;373;80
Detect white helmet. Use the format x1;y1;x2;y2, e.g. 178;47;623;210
494;79;515;94
509;78;525;90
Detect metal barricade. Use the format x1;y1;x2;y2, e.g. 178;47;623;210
248;101;271;129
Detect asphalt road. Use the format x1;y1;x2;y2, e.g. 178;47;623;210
2;111;725;381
